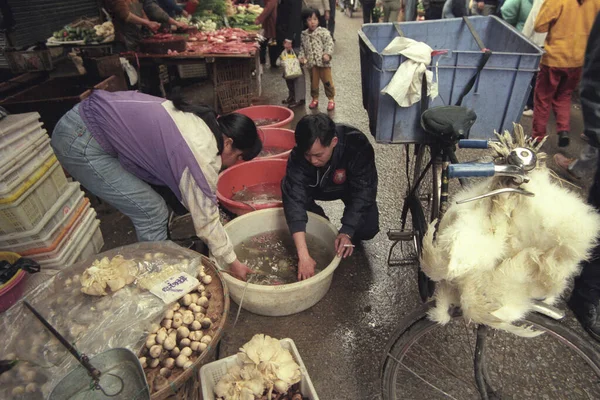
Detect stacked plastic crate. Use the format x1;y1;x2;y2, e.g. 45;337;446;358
0;112;104;271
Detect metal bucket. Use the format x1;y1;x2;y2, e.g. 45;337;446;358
50;348;150;400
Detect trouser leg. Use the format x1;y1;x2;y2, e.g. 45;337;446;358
319;67;335;100
552;67;583;133
310;66;321;100
533;65;559;140
341;199;380;240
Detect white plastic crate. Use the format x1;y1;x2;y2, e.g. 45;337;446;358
0;123;46;160
200;338;319;400
0;183;85;250
178;63;208;79
0;132;48;176
0;160;69;234
35;209;98;268
0;137;53;193
69;220;103;265
0;112;41;145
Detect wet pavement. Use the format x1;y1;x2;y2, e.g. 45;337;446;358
92;12;600;400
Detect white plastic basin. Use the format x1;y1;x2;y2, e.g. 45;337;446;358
217;208;341;316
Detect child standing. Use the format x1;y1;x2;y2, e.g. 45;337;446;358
299;8;336;111
532;0;600;146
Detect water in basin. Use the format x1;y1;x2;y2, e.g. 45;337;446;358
258;146;289;157
234;230;334;285
231;182;282;207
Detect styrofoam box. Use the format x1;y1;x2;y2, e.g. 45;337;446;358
200;338;319;400
35;209;100;268
0;182;84;249
0;122;46;160
30;206;93;262
0;138;54;196
0;132;48;177
0;161;69;234
0;112;41;145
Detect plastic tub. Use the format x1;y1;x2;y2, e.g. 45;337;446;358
0;132;48;177
0;252;27;313
0;136;53;193
200;338;319;400
217;208;341;316
69;220;104;265
359;16;543;143
217;159;287;216
234;105;294;129
0;159;69;234
257;127;295;160
0;184;87;253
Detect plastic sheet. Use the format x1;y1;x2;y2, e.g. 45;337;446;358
0;241;202;399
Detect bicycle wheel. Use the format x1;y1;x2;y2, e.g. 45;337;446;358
382;304;600;399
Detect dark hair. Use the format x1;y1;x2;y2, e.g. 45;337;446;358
170;95;261;161
302;7;321;22
295;114;336;154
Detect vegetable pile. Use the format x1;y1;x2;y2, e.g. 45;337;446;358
215;334;305;400
139;265;217;394
50;21;114;44
228;4;264;31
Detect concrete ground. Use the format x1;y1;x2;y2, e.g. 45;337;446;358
93;12;600;400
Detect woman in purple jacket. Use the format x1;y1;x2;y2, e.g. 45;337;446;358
51;90;261;280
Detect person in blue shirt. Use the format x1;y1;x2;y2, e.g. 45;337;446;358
157;0;189;18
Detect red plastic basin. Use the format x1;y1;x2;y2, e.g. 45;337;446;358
217;159;287;215
235;128;295;165
0;252;28;313
235;105;294;129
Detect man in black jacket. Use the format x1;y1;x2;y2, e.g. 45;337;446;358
282;114;380;280
567;12;600;341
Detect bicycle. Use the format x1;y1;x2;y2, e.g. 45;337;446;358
381;109;600;399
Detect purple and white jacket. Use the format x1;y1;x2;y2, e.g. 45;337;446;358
80;90;236;266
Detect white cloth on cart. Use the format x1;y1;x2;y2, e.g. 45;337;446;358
380;36;438;107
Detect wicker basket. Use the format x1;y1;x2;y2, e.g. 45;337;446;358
215;59;254;113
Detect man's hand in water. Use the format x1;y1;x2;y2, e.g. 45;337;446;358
297;254;316;281
228;259;255;281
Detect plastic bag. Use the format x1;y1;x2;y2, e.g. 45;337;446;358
280;50;303;80
0;241;203;399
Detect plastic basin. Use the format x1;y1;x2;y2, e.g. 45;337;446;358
217;159;287;216
234;105;294;129
0;252;28;313
257;127;295;160
217;208;341;316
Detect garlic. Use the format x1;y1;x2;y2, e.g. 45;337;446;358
146;334;157;349
196;284;205;292
164;336;177;351
156;330;167;344
190;341;201;352
197;296;209;308
149;345;162;358
202;275;212;285
149;323;160;334
184;360;194;369
25;382;37;393
172;316;183;329
177;326;190;339
180;338;191;347
174;312;183;319
200;335;212;344
163;358;175;369
190;293;200;304
190;320;202;331
201;318;212;329
171;347;181;358
159;367;171;378
194;312;205;321
181;294;192;306
180;347;193;357
199;342;208;352
12;387;25;395
169;302;181;312
149;358;160;368
164;310;174;319
162;319;172;329
175;355;189;368
182;312;194;325
139;357;147;368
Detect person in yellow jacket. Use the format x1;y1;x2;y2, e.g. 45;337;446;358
532;0;600;146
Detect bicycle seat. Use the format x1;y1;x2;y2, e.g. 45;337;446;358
421;106;477;145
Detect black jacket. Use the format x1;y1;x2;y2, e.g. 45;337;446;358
582;12;600;148
282;125;378;237
276;0;303;48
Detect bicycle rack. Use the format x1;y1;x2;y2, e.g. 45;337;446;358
386;229;420;266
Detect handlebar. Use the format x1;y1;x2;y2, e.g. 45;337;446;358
458;139;489;149
448;163;495;178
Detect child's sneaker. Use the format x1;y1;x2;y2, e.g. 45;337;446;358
309;99;319;109
327;101;335;111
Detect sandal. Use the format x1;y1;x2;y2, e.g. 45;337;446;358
309;99;319;109
327;101;335;111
